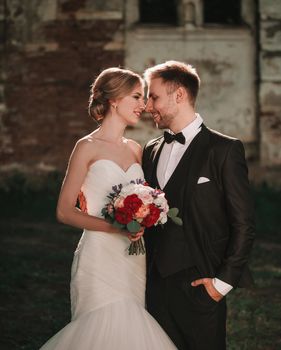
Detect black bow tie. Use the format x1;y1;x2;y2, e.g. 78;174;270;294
163;131;185;145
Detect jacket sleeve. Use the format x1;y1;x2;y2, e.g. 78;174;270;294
216;140;255;287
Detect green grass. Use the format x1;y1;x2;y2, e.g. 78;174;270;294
0;176;280;349
0;222;79;350
226;241;281;349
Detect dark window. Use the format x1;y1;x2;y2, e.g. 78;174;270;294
204;0;242;25
139;0;178;25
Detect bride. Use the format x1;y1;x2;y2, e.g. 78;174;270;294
39;67;177;349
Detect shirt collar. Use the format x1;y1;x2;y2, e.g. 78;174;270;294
169;113;203;139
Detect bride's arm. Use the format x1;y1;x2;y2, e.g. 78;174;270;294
56;138;120;233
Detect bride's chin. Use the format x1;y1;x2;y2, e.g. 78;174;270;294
128;119;139;126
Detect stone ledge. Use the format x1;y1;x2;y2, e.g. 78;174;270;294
0;162;57;173
104;41;124;51
57;10;122;21
128;25;253;41
24;42;59;53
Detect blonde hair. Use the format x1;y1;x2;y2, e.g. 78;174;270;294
88;67;143;122
144;60;200;106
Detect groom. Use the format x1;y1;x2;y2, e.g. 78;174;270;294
142;61;255;350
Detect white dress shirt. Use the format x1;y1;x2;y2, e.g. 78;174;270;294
157;113;233;296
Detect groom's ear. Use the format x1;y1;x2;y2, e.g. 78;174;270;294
175;87;187;104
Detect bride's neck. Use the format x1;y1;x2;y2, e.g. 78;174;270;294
96;118;125;144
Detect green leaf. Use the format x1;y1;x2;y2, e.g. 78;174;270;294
171;216;183;226
101;208;107;216
168;207;179;217
127;220;141;233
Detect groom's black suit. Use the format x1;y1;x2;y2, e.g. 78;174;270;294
142;125;255;350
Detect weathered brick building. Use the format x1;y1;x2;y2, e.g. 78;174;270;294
0;0;280;185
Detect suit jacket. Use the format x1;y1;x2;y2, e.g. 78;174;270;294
142;124;255;288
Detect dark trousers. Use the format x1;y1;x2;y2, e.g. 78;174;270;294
146;265;227;350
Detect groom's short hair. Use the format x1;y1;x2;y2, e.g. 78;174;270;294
144;60;200;106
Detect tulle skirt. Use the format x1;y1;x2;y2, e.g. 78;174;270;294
39;230;176;349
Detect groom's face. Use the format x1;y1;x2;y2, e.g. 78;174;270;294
145;78;177;129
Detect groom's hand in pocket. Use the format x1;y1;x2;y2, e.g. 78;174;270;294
191;278;223;302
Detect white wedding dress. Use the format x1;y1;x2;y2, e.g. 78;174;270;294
40;159;176;350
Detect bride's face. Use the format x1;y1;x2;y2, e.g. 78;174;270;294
115;84;145;126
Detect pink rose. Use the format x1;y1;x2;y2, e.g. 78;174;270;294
139;192;153;205
114;196;125;208
134;204;150;219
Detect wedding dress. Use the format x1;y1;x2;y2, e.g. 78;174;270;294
40;159;176;350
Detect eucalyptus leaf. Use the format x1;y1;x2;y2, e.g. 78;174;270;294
168;207;179;217
127;220;141;233
171;216;183;226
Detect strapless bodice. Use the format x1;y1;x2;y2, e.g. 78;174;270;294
81;159;144;217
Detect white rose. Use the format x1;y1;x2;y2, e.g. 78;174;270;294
158;211;168;224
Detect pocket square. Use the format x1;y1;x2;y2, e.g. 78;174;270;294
197;177;210;184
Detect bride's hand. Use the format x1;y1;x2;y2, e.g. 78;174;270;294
127;228;145;242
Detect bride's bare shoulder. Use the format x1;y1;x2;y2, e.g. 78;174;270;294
71;132;99;160
76;131;100;147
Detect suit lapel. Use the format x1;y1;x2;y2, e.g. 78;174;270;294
183;125;211;200
150;137;165;188
163;125;211;200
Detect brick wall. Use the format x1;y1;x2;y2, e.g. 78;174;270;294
0;0;124;173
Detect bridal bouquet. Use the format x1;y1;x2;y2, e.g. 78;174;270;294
101;179;182;255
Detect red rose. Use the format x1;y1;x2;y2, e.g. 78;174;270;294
115;207;133;225
142;204;161;227
123;194;143;213
78;191;87;213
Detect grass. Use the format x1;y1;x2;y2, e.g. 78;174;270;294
0;221;79;350
0;176;280;349
227;240;281;349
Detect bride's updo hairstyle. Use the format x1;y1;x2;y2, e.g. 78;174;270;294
88;67;143;122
